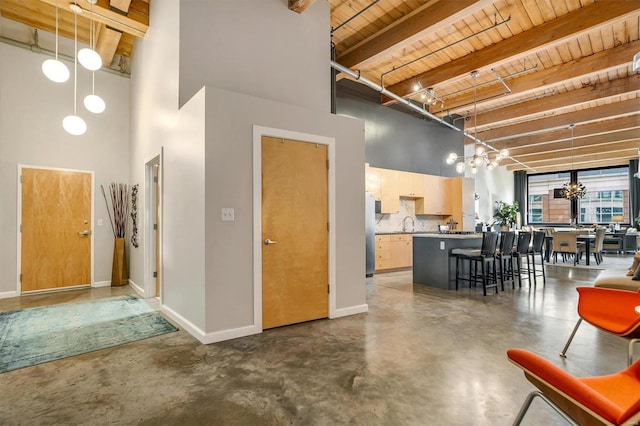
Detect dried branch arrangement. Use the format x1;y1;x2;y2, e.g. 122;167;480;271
101;183;129;238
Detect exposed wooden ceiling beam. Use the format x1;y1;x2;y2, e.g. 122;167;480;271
38;0;148;38
469;75;640;129
383;1;640;104
288;0;316;14
109;0;132;13
432;39;640;116
503;139;640;166
505;128;640;158
508;156;634;173
478;98;640;141
95;24;122;67
337;0;491;70
480;115;640;148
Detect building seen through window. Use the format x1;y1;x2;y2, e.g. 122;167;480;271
527;167;629;224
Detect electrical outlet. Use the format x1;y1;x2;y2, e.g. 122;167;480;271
221;208;235;222
97;218;103;226
440;241;445;250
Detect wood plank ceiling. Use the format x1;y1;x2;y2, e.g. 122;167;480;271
0;0;149;68
330;0;640;174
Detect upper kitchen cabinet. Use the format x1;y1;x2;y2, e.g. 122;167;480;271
398;171;424;198
365;165;381;200
417;175;451;215
367;166;400;214
446;177;476;232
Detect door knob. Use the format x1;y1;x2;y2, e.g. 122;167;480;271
264;239;278;245
79;230;91;236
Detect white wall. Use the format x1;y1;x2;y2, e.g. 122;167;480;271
204;86;365;333
0;42;130;297
473;164;514;225
179;0;330;112
129;0;210;329
130;0;366;341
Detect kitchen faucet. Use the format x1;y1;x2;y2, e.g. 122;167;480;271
402;216;415;232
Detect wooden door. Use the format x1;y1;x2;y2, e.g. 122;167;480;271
21;168;92;292
262;136;328;329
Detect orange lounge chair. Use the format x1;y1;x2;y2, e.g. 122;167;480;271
560;287;640;366
508;348;640;425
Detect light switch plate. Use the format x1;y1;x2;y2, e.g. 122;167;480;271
97;218;103;226
440;241;445;250
221;208;235;222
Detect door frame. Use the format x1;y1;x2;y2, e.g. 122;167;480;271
252;126;336;331
144;150;163;301
16;164;95;294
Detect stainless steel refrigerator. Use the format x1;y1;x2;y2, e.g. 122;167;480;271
365;192;375;277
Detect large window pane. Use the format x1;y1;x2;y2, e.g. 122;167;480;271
527;172;571;223
578;167;629;224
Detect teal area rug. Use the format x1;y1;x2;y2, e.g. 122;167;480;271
0;295;177;374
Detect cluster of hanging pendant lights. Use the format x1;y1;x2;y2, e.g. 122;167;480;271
42;1;104;136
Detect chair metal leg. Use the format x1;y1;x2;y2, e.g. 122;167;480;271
455;256;460;290
629;338;640;367
513;391;579;426
540;252;546;284
560;318;583;358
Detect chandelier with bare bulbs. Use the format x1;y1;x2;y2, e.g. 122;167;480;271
444;71;510;174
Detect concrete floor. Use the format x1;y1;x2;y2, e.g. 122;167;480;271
0;255;635;425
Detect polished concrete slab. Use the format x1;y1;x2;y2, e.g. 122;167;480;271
0;255;634;425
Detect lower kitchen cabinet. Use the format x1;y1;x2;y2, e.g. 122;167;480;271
375;234;412;271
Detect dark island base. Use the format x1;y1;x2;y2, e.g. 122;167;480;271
412;235;483;290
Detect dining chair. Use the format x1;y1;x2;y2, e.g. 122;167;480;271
552;231;584;266
588;227;606;265
508;348;640;426
559;286;640;366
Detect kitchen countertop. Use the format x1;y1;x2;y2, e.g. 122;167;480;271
376;232;481;238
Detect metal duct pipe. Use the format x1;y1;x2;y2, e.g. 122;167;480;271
330;60;534;172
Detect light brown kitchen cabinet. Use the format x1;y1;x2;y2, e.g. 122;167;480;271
417;175;451;215
398;171;425;198
446;177;476;232
365;165;381;200
375;234;412;271
377;167;400;214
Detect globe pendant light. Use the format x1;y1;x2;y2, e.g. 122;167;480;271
83;2;105;114
63;5;87;136
42;0;70;83
77;1;102;71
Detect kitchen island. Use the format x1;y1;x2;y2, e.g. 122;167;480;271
413;234;483;290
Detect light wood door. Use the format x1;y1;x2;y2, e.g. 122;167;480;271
21;168;92;291
262;136;328;329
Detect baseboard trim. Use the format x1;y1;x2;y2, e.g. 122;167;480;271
128;279;144;296
331;304;369;318
0;291;19;299
93;281;111;288
160;304;262;344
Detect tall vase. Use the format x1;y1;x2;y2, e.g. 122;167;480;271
111;237;129;286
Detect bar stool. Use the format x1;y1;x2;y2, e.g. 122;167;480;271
511;232;532;288
528;230;546;285
496;231;516;290
452;232;499;296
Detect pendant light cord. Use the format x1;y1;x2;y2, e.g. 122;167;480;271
54;0;59;60
73;7;77;114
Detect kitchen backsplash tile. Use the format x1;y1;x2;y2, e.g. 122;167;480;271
375;199;446;233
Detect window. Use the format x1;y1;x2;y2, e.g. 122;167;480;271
578;167;629;224
528;167;629;225
527;172;571;223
